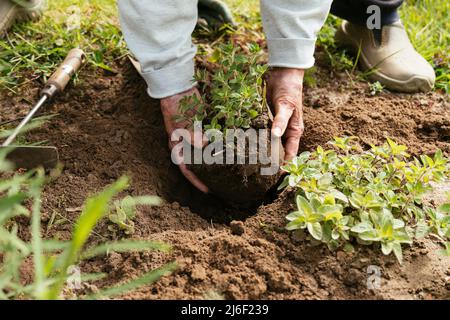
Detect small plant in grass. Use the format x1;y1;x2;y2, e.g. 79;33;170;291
280;137;450;263
108;195;162;235
178;43;268;133
0;150;175;299
369;81;384;96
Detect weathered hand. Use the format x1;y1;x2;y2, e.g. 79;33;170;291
160;87;209;193
266;68;305;161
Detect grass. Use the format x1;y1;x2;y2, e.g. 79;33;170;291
399;0;450;92
0;0;448;93
0;159;176;299
0;0;126;92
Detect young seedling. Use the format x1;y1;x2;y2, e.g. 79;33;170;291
178;43;268;133
369;81;384;96
108;195;162;235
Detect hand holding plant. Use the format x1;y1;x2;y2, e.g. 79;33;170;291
160;87;209;193
266;67;305;161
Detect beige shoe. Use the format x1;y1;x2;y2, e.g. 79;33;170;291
336;20;435;93
0;0;44;36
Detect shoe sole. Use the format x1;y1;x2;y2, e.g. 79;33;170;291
335;24;433;93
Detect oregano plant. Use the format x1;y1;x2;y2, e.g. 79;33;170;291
178;43;268;133
280;137;450;263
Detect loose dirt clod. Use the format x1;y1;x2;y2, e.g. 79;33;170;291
230;220;245;235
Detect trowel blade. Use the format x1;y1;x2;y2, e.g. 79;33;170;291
3;146;59;170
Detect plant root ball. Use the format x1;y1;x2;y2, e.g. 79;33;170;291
191;162;282;208
189;142;284;209
230;220;245;235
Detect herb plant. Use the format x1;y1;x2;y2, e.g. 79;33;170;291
280;137;450;263
179;43;268;132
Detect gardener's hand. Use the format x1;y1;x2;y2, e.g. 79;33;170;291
160;87;209;193
266;68;305;161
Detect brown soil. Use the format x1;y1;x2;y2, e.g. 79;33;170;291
1;56;449;300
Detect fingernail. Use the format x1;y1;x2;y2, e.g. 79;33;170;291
272;127;282;137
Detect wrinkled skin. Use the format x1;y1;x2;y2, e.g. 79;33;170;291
160;87;209;193
266;68;305;161
160;68;305;192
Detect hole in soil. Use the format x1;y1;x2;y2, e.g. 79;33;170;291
118;68;280;223
105;68;282;223
417;124;450;143
158;166;281;223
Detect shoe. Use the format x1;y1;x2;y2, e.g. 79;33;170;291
197;0;236;28
0;0;44;36
336;20;435;93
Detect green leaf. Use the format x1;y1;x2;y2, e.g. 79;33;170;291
330;189;349;204
415;221;430;239
351;221;373;233
359;230;380;242
318;173;333;188
394;230;412;244
45;176;129;300
349;193;364;209
343;243;355;253
323;194;336;205
296;196;313;216
331;229;340;240
72;177;129;253
307;222;323;240
392;242;403;264
318;204;343;221
381;242;393;255
248;109;259;119
286;211;303;222
286;220;303;231
0;193;26;213
393;219;405;229
380;213;394;238
92;61;115;72
438;203;450;214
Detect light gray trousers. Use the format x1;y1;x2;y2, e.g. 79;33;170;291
117;0;332;98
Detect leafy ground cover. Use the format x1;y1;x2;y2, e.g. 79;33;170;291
281;137;450;263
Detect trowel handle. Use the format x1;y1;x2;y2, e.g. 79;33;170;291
41;48;86;98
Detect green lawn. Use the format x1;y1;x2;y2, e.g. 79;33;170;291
0;0;448;93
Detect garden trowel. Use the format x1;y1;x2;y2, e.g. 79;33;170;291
1;48;85;170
